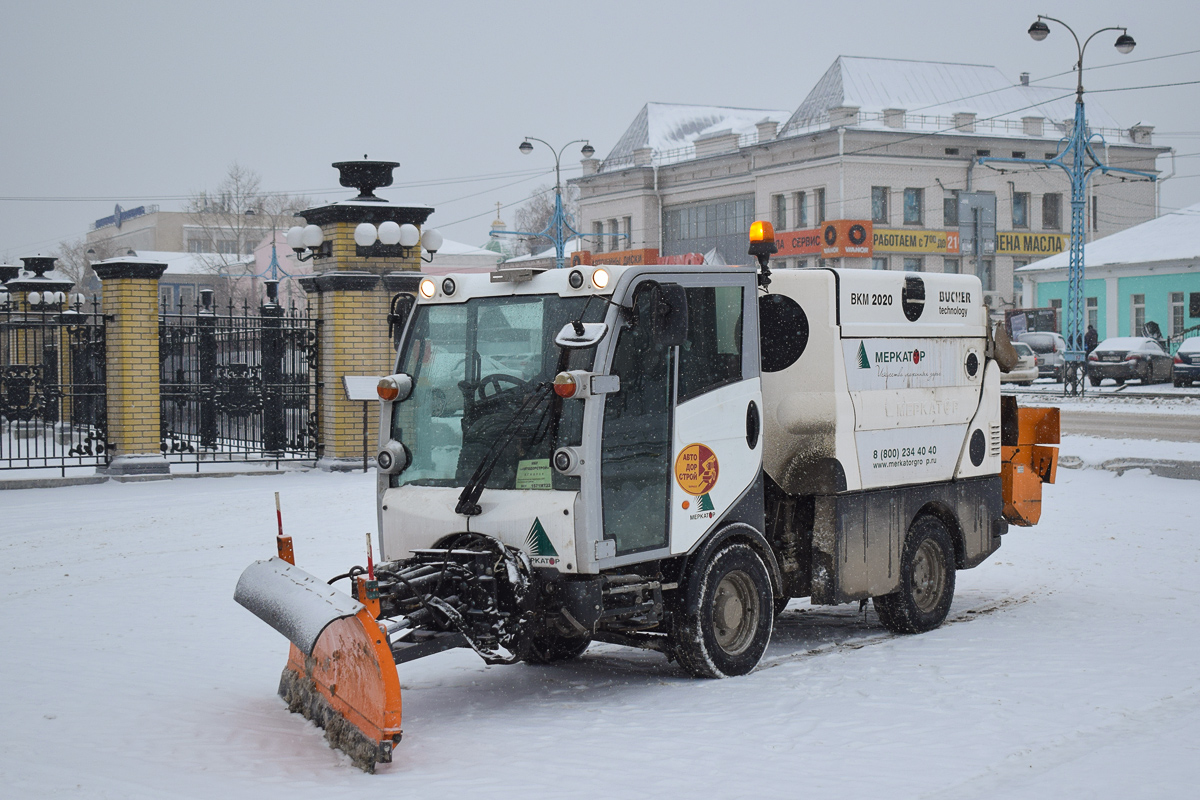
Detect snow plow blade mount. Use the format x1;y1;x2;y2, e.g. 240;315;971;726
234;558;402;772
1000;400;1059;527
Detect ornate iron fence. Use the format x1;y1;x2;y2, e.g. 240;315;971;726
159;287;319;468
1;298;109;473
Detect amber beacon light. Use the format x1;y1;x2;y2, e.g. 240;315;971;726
748;220;778;288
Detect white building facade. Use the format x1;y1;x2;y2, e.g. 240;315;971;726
573;57;1168;309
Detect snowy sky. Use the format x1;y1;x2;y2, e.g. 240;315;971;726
2;0;1198;261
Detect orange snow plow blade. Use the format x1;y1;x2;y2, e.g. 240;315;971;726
278;606;403;772
1001;400;1059;527
235;557;402;772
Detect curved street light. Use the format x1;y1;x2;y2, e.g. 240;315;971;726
492;138;611;269
977;16;1152;396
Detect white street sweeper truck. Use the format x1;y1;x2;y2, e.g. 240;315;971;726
235;221;1059;770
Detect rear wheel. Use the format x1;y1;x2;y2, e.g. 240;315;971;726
873;516;956;634
673;543;773;678
1089;375;1102;387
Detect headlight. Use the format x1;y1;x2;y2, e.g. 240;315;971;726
377;440;411;475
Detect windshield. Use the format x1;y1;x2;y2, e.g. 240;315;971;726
1019;333;1058;354
390;294;601;490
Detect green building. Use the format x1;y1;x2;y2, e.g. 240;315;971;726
1016;203;1200;350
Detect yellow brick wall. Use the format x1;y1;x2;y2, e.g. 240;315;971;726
102;278;162;456
310;220;425;461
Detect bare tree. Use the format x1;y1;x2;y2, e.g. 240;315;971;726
511;184;581;256
185;162;308;303
53;236;127;295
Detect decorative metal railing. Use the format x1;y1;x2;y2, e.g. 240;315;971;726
1;298;109;473
159;289;319;468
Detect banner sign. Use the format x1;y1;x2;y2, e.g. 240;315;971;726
873;229;960;254
996;232;1067;257
774;228;825;257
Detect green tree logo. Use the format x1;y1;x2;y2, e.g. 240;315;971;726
697;493;715;512
857;342;871;369
524;517;558;557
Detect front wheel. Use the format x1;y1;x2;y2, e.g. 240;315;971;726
873;516;956;634
1089;375;1102;387
673;543;773;678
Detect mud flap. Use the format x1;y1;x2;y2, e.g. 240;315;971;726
234;558;403;772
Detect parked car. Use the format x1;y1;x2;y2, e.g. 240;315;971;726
1017;331;1067;380
1174;337;1200;387
1001;342;1039;386
1087;336;1174;386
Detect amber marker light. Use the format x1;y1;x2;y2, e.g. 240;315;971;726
377;377;400;401
419;278;436;299
749;219;775;248
553;372;578;398
591;268;610;290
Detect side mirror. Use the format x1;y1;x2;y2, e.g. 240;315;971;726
555;321;609;349
634;281;688;348
388;293;416;345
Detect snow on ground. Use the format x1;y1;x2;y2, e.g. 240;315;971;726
2;444;1198;799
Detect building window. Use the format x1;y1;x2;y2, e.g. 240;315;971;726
592;221;604;252
976;149;991;157
872;256;888;270
978;259;994;291
216;239;238;255
943;192;959;227
1171;292;1185;336
1090;196;1099;232
187;239;206;253
607;219;619;252
1131;293;1145;336
773;195;787;230
623;216;632;248
180;285;197;311
795;191;807;228
159;285;175;308
1087;296;1099;331
1044;152;1057;160
662;196;755;263
1050;298;1063;331
1013;192;1030;229
1042;193;1062;230
903;257;922;272
944;257;960;274
795;258;808;269
871;187;889;223
1013;259;1028;300
903;188;923;225
815;188;826;223
1012;151;1026;159
945;147;960;156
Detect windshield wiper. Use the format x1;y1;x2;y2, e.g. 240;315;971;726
455;383;554;516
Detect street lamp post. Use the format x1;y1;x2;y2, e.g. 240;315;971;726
978;16;1154;396
492;138;622;269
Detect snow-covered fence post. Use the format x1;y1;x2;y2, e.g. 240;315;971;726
93;257;170;476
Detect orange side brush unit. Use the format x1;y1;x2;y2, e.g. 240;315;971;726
234;537;403;772
1000;398;1060;526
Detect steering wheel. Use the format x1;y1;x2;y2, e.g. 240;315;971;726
473;373;529;402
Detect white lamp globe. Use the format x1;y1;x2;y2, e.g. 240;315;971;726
420;228;444;253
301;224;324;248
28;292;40;305
378;221;402;245
286;226;305;249
53;291;66;304
355;223;378;247
398;224;420;247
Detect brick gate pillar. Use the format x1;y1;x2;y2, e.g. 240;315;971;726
93;257;170;476
296;160;432;471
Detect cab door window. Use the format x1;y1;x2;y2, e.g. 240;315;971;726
678;285;744;402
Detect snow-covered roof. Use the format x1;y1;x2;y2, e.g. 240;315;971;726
502;237;586;264
1018;203;1200;272
600;102;790;171
436;238;502;257
126;250;254;276
779;56;1124;139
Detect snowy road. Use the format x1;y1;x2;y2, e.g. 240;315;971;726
2;440;1198;799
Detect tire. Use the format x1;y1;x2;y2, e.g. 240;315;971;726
1089;375;1102;387
873;516;956;634
773;596;791;619
522;627;591;664
1116;378;1125;386
673;543;774;678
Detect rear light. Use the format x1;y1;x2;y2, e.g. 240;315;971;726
553;372;578;398
1125;353;1140;361
1175;354;1184;364
1087;353;1099;361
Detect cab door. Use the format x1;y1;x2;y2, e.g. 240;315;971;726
598;273;762;562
